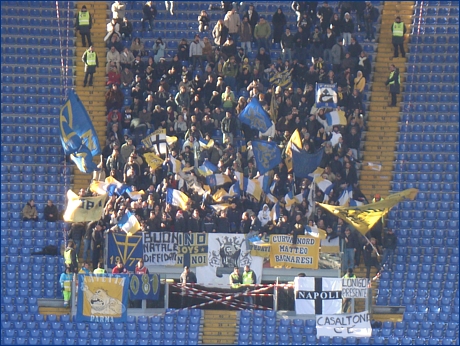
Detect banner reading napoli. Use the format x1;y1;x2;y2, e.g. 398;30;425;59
63;190;107;222
316;83;338;108
269;234;320;269
107;232;143;272
292;147;324;178
129;274;160;300
196;234;263;286
252;140;282;175
76;274;129;322
238;97;273;133
318;188;419;236
60;89;101;173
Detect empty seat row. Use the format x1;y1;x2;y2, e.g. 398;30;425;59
395;162;457;174
1;75;74;87
2;65;65;77
1;155;64;165
405;82;459;93
400;113;458;123
1;173;66;183
3;126;61;136
398;131;458;142
405;73;459;83
403;103;459;113
402;93;459;103
416;16;459;25
2;135;61;145
1;115;60;126
410;35;458;44
2;18;74;29
396;200;459;211
1;165;71;175
418;6;459;16
400;122;459;132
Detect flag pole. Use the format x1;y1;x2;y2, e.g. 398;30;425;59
364;235;380;257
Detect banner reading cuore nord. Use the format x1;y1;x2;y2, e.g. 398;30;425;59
76;274;129;322
269;235;319;269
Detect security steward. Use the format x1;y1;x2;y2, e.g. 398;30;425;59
385;64;400;107
93;262;106;274
342;268;356;312
82;45;99;87
76;5;92;47
391;16;406;58
229;266;242;288
242;265;257;306
64;240;78;274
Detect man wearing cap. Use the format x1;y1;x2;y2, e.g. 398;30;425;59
391;16;406;58
76;5;92;47
82;45;99;87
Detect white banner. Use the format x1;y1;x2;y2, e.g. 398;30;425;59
195;234;263;286
316;311;372;338
143;232;178;266
342;278;369;298
294;277;342;315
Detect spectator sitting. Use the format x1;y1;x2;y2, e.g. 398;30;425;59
44;200;59;222
22;199;38;221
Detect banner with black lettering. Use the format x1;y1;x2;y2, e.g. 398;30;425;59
63;190;107;222
316;311;372;337
129;274;160;300
176;233;208;267
143;232;178;265
342;278;369;298
77;274;129;323
195;234;263;286
294;277;342;315
270;235;320;269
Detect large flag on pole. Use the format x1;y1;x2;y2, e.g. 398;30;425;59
238;97;273;133
118;211;141;235
59;89;101;173
318;188;419;235
284;129;303;172
252;140;282;175
166;188;190;210
292;147;324;178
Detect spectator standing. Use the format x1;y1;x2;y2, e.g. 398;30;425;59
180;266;197;307
198;10;210;32
272;7;287;44
142;1;157;32
119;17;133;40
331;38;344;75
363;237;381;279
221;111;237;144
82;223;94;263
382;228;396;270
242;265;257;305
82;45;99;87
353;71;366;93
317;1;333;33
91;224;104;270
153;38;166;63
363;1;377;42
111;1;126;24
69;222;85;260
112;260;129;274
76;5;92;47
44;200;59;222
105;18;120;42
342;268;356;312
385;64;400;107
213;19;229;46
189;35;205;70
254;17;271;52
391;16;406;58
240;16;253;54
341;12;354;47
244;4;259;39
281;28;295;62
22;199;38;221
59;267;73;308
224;8;241;43
229;266;242;288
342;228;357;271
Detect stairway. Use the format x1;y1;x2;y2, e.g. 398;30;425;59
73;1;109;191
201;310;238;345
38;306;71;319
359;1;414;200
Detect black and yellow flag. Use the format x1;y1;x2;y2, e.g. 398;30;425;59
317;188;418;235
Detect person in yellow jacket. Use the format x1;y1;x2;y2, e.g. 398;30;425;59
93;262;106;274
60;267;74;308
385;64;400;107
82;45;99;87
242;265;257;306
229;266;242;288
391;16;406;58
76;5;92;47
64;240;78;273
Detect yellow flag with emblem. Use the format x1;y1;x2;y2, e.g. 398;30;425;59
284;129;303;171
317;188;418;235
143;152;164;170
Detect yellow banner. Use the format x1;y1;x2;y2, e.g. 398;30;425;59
250;242;271;258
63;190;107;222
143;152;164;170
318;188;419;235
269;234;320;269
284;129;302;171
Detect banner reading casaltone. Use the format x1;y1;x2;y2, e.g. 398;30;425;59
269;235;319;269
316;311;372;338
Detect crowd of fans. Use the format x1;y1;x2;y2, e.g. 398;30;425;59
69;1;387;274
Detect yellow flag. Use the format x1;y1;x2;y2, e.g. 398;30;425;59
63;190;107;222
269;87;278;123
143;152;164;170
284;129;303;171
318;188;418;235
213;188;230;202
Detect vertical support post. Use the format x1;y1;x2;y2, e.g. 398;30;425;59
164;281;170;310
274;278;279;312
71;274;77;317
351;298;355;313
366;286;372;313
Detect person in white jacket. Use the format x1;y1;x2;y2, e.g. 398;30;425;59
258;204;272;228
106;46;121;73
111;1;126;24
189;34;205;70
224;8;241;43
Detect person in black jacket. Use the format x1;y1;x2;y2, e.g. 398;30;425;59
363;237;381;279
342;228;357;271
69;222;86;260
272;7;287;44
142;1;157;32
385;64;400;107
244;4;259;39
189;209;204;233
44;200;59;222
381;228;397;269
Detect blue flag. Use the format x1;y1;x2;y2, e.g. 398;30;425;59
60;90;101;173
129;274;160;301
292;148;324;178
315;83;338;108
238;97;272;133
252;140;282;175
107;232;143;272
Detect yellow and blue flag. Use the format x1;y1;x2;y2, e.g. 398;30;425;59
166;188;190;210
252;140;282;175
143;152;164;170
60;90;101;173
118;211;141;236
243;178;263;201
325;110;347;126
238;97;273;133
269;69;292;89
292;147;324;179
206;173;232;188
198;160;219;177
285;129;303;171
199;138;215;150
